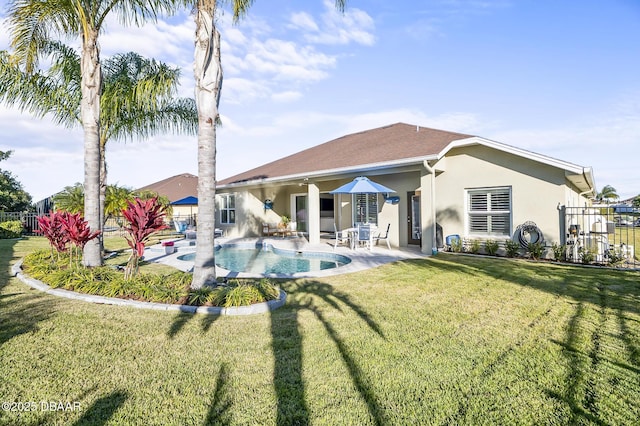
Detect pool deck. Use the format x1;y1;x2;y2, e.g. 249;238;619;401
143;236;427;279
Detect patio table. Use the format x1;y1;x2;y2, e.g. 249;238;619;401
344;225;377;249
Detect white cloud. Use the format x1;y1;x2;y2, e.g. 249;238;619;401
100;14;194;66
293;0;376;46
271;91;303;103
221;77;270;104
289;12;320;32
486;94;640;199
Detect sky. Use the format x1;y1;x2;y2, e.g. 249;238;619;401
1;0;639;202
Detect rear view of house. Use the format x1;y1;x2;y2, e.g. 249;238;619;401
215;123;596;254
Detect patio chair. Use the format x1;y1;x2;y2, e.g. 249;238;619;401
333;223;349;249
288;221;301;238
262;223;278;236
357;224;372;250
373;223;391;249
174;220;188;235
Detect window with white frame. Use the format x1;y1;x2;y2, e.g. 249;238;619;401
353;193;378;225
219;193;235;224
467;187;511;236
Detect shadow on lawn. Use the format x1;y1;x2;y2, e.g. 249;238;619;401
412;254;640;316
164;277;386;424
71;390;128;426
270;280;387;426
204;363;233;425
414;254;640;424
0;239;56;348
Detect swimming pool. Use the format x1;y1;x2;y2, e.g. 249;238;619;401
177;243;351;275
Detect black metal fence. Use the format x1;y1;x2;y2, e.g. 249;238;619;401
0;212;196;237
561;206;638;268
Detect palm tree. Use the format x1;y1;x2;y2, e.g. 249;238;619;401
596;185;619;203
6;0;180;266
0;42;197;250
52;183;85;214
188;0;347;288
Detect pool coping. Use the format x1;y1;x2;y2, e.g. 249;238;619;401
144;236;426;278
10;259;287;316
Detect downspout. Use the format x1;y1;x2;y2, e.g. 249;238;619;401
423;160;437;254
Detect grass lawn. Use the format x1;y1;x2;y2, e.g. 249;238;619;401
1;237;639;425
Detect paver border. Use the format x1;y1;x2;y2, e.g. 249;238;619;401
10;259;287;316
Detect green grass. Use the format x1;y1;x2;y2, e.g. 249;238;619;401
1;237;639;425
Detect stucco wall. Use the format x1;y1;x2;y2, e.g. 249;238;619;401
434;146;568;245
216;145;587;248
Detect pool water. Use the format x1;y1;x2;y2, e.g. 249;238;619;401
177;244;351;275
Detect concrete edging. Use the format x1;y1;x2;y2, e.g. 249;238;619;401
10;259;287;316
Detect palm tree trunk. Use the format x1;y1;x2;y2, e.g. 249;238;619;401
99;138;107;254
81;29;103;267
191;4;222;289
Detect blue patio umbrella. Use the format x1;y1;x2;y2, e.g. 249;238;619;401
171;196;198;205
329;176;396;194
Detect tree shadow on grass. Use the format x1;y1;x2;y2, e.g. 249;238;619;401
409;254;640;317
203;363;232;426
546;300;607;426
168;312;194;339
71;390;128;426
405;254;640;424
167;311;222;339
270;279;386;425
0;239;56;348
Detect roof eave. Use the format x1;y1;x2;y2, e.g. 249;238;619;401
217;155;438;189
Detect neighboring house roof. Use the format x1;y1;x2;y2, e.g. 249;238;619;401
137;173;198;203
218;122;595;195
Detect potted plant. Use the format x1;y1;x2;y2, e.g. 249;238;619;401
161;240;175;254
278;215;291;236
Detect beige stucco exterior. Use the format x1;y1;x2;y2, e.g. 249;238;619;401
215;138;594;253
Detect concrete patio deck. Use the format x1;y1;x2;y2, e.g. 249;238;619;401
143;235;427;279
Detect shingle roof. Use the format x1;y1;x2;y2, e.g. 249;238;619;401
219;123;473;185
137;173;198;202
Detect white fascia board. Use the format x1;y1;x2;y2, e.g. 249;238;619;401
439;136;588;175
217;156;435;189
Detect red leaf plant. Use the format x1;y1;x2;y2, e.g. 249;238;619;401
36;211;100;266
121;197;168;279
36;211;70;260
60;212;101;267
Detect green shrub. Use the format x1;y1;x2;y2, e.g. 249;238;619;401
484;239;499;256
579;247;596;264
224;284;265;307
551;242;565;262
504;239;520;258
468;239;481;254
606;248;625;267
526;241;545;260
0;220;23;238
255;278;280;300
188;288;213;306
450;238;463;253
206;287;229;307
20;250;277;307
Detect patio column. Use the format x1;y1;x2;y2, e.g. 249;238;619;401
308;183;320;244
421;161;436;255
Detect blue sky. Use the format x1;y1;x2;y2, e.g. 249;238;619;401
1;0;639;201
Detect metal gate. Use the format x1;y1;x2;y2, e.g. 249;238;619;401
562;205;638;268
